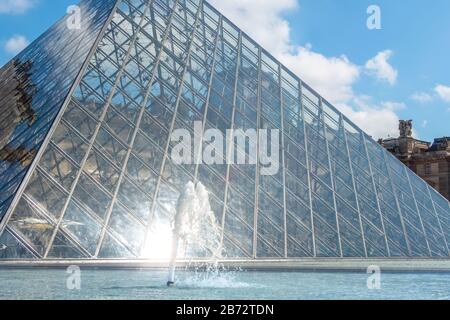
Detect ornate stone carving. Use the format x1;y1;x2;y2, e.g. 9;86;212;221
399;120;413;138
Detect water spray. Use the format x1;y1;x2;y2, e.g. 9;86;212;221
166;181;222;287
167;181;197;287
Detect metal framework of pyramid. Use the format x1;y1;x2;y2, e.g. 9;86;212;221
1;0;450;261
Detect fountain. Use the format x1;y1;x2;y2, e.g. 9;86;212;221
167;181;222;287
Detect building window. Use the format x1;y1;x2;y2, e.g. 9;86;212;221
439;177;447;192
425;163;432;175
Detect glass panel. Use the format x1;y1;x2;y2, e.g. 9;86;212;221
0;228;35;259
24;169;68;220
40;143;78;190
312;195;340;257
72;173;112;221
108;202;146;255
94;126;128;167
104;106;134;145
8;197;55;256
47;231;87;259
126;154;158;195
117;178;152;222
62;101;99;141
98;233;134;258
62;200;102;255
84;148;121;193
224;208;253;258
51;121;89;165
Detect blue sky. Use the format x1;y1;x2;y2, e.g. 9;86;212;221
288;0;450;141
1;0;449;141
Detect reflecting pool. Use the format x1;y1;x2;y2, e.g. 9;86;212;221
0;269;450;300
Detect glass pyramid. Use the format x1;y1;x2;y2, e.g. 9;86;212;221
1;0;449;261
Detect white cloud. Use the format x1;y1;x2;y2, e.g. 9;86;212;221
210;0;359;105
209;0;296;56
4;35;29;55
411;92;433;103
0;0;35;14
210;0;402;139
280;46;360;104
379;101;406;111
365;50;398;85
435;84;450;102
421;120;428;128
336;97;402;139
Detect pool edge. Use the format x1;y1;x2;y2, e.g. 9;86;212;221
2;258;450;272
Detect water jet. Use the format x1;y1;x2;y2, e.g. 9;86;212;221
166;181;222;287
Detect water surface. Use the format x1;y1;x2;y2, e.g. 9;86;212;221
0;269;449;300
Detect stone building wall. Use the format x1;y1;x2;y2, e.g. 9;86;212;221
380;120;450;201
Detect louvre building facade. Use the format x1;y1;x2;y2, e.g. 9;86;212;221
1;0;450;261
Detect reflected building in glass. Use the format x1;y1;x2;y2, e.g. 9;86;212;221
1;0;450;262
